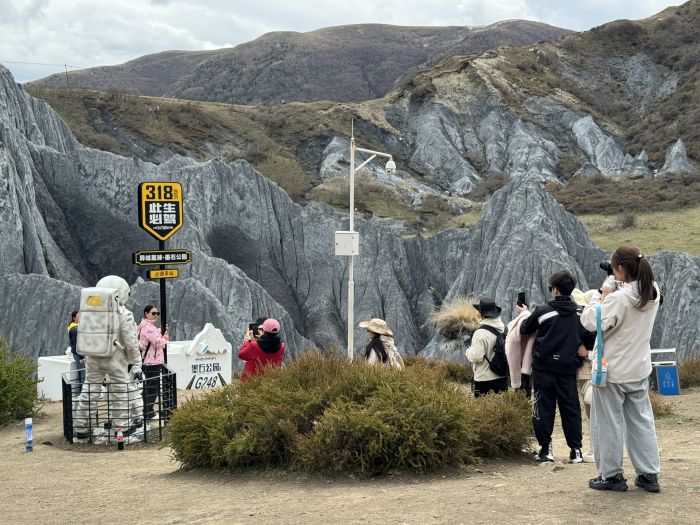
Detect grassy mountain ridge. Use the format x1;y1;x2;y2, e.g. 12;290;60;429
27;21;571;105
26;2;699;239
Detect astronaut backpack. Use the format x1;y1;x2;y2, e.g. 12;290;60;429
76;287;121;357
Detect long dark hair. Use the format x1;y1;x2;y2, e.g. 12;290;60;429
612;244;655;309
365;334;388;363
143;304;156;317
258;332;282;354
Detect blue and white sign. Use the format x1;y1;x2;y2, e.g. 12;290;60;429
656;365;680;396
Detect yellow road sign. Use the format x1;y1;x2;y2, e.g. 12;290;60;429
147;269;180;279
138;182;183;241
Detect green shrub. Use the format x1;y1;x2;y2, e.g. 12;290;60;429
168;353;530;476
0;338;40;426
465;391;532;457
679;357;700;388
404;356;473;384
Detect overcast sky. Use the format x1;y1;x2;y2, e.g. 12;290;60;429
1;0;681;83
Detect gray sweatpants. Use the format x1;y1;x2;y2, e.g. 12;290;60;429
590;378;660;479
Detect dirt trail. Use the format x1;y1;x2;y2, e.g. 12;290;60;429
1;390;698;525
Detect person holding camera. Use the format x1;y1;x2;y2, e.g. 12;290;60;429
238;318;285;382
580;245;662;493
518;270;594;464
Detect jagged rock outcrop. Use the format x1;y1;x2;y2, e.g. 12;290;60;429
1;65;699;363
658;138;694;174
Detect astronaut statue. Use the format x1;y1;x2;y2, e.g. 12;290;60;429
73;275;142;440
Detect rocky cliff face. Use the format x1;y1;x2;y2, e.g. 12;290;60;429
1;65;699;363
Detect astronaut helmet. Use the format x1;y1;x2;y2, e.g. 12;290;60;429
95;275;131;306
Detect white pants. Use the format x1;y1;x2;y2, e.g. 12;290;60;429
74;352;134;433
591;378;660;479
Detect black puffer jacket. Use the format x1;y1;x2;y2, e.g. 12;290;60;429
520;296;595;375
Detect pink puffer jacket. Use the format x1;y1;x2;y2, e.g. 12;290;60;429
505;311;535;388
137;319;167;365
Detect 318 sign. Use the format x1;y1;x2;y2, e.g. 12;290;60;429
138;182;183;241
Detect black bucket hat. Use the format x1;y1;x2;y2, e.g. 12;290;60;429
473;297;502;318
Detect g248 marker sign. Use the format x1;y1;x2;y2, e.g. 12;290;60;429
138;182;183;241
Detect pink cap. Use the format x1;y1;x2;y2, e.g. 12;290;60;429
260;318;280;334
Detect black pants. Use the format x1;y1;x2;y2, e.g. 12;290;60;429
532;369;582;449
474;377;508;398
520;373;532;399
143;364;162;419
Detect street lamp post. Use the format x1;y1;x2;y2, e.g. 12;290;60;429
335;130;396;360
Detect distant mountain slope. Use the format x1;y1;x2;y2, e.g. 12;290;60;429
28;50;217;96
28;21;571;103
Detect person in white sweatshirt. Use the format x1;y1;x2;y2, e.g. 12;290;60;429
466;298;507;397
580;244;662;493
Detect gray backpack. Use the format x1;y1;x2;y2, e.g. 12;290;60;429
76;287;121;357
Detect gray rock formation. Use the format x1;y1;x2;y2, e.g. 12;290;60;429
658;138;694;175
1;65;699;365
622;53;679;113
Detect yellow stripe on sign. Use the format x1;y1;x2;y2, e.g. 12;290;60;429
147;269;180;279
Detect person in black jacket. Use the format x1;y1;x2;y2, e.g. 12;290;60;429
67;310;85;396
519;270;595;464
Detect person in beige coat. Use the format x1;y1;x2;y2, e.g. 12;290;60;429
466;298;507;397
580;244;662;493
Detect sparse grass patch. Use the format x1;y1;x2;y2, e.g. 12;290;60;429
168;352;531;476
577;206;700;256
429;296;481;340
679;357;700;389
649;391;675;419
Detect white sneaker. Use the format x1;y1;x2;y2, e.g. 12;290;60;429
583;451;595;463
569;448;583;464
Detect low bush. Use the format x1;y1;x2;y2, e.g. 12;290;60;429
617;213;637;229
679;357;700;388
404;356;473;384
0;338;40;426
168;353;530;476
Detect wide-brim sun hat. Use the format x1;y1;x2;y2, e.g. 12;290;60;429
472;297;502;318
358;318;394;336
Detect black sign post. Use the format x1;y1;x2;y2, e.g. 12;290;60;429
137;181;185;362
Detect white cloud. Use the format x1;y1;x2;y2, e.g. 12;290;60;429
0;0;682;83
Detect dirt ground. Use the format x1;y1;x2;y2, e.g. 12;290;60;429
1;389;698;525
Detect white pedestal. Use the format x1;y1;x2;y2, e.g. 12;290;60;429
167;323;232;391
37;349;77;401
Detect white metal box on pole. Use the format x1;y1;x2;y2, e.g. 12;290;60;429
335;231;360;256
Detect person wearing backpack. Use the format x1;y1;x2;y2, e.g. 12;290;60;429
466;298;507;397
73;275;142;440
519;270;595;464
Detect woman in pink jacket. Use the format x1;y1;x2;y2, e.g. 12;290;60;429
137;304;169;419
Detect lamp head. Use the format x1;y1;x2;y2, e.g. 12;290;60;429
385;158;396;175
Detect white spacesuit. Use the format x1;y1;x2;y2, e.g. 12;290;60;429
74;275;142;439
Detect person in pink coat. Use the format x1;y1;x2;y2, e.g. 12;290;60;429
137;304;169;419
505;308;535;397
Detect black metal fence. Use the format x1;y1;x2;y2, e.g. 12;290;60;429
62;364;177;445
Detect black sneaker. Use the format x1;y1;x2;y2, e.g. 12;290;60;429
589;473;628;491
635;474;660;493
569;448;583;464
535;443;555;462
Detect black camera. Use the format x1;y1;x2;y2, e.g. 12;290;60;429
248;323;259;334
599;260;613;276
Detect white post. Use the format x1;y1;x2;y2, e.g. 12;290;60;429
348;135;356;360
